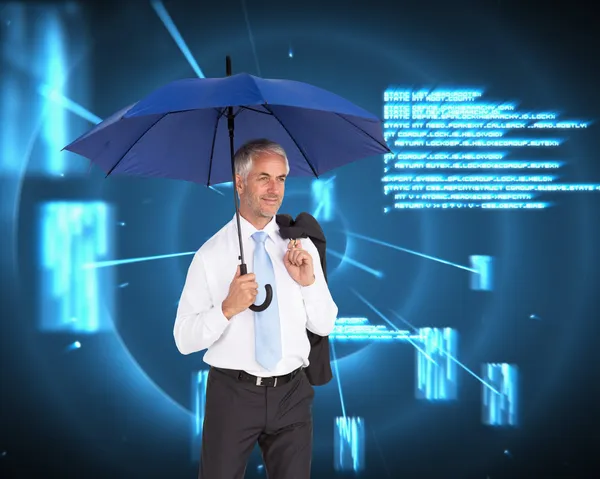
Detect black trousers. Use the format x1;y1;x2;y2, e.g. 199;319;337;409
199;366;315;479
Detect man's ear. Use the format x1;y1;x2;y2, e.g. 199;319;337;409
234;174;244;195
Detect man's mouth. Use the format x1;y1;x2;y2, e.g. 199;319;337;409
262;198;279;204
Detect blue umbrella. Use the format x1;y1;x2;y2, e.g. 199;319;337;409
65;56;389;311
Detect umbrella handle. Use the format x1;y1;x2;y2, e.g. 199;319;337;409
249;284;273;312
239;263;273;312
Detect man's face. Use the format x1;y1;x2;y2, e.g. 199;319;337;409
237;153;287;219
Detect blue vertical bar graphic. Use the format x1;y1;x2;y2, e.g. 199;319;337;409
469;255;494;291
0;4;26;175
39;201;115;333
40;8;69;176
191;370;209;461
416;327;458;400
482;363;519;427
334;416;365;472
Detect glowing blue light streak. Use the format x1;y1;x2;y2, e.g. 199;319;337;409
150;1;205;78
241;0;261;76
329;341;346;418
328;249;384;278
389;310;500;395
209;186;224;195
345;232;476;273
350;289;436;363
83;251;195;269
38;84;102;125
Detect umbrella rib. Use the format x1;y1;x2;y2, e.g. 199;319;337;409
333;113;391;152
239;106;271;115
262;105;319;178
105;113;169;177
207;108;225;186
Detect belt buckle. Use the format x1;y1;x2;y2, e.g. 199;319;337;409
255;376;277;387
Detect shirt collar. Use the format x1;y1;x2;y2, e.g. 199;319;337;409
234;213;280;243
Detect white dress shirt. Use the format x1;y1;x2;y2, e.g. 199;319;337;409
173;213;338;377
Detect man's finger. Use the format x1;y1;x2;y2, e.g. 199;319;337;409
238;273;256;282
299;251;311;264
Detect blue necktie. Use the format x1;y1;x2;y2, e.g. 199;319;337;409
252;231;283;371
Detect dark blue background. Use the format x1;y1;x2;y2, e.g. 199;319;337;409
1;0;599;478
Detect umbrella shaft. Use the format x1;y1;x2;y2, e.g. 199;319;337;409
228;108;246;268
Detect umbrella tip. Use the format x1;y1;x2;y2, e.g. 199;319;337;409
226;56;232;76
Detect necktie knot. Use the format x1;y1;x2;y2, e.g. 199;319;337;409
252;231;268;244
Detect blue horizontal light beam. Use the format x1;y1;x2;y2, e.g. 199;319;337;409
328;249;384;278
346;231;476;272
84;251;195;269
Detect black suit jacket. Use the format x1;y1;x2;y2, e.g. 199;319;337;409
276;212;333;386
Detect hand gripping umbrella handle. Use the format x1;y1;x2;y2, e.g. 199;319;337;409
239;264;273;312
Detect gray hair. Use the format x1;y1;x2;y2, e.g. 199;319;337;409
233;138;290;183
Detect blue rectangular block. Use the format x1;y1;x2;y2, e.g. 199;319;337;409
415;328;458;401
1;4;26;175
334;416;365;472
469;255;494;291
482;363;519;427
191;370;209;461
311;178;335;222
39;201;115;333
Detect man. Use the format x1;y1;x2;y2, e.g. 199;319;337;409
174;138;338;479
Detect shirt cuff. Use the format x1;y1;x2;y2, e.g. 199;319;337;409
300;274;323;301
203;305;230;335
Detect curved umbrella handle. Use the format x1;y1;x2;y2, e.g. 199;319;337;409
239;263;273;312
249;284;273;312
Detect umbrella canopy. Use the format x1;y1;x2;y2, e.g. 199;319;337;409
65;71;389;185
64;57;389;311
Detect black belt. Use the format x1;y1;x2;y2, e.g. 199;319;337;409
213;366;303;387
